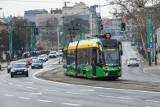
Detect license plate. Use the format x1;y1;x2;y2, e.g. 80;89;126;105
17;72;22;74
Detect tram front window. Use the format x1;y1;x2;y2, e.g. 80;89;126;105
104;49;119;66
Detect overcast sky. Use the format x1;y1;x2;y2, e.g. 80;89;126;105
0;0;113;18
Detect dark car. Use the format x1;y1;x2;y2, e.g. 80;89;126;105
10;62;29;78
31;59;43;69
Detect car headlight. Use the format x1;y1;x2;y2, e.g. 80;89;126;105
11;69;15;72
24;69;28;72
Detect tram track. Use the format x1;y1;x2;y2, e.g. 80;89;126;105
35;65;160;92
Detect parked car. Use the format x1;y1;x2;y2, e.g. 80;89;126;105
131;41;136;46
10;62;29;78
127;57;139;67
48;51;58;58
31;59;43;69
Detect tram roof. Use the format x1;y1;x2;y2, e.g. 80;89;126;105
64;38;101;50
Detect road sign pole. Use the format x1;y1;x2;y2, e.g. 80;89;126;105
31;27;35;56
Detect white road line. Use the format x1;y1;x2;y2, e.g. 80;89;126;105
26;81;34;84
23;92;42;95
80;89;95;92
4;94;14;97
62;102;81;107
15;84;23;87
65;92;88;95
26;87;38;90
37;99;53;103
8;83;14;85
99;95;133;100
42;89;59;92
18;97;30;100
146;100;160;103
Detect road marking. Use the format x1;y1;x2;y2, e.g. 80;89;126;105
80;89;95;92
43;89;59;92
15;84;23;87
4;94;14;97
26;87;38;90
26;81;34;84
65;92;88;95
8;83;14;85
37;99;53;103
62;102;81;107
18;97;30;100
146;100;160;103
2;80;7;82
23;92;42;95
99;95;133;100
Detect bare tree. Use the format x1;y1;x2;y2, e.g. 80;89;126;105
108;0;150;58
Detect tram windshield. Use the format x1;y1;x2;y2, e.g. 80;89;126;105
104;49;119;66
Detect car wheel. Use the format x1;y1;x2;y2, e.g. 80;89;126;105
7;70;10;73
26;72;29;77
31;66;34;69
11;73;14;78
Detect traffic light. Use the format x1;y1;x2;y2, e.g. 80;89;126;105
34;28;38;35
121;23;126;31
101;24;103;30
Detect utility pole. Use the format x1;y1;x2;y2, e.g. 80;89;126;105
9;15;13;61
31;26;35;56
147;12;153;66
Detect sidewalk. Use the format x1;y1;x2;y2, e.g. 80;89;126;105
143;60;160;77
1;62;8;68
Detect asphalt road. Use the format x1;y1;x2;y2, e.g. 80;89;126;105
0;42;160;107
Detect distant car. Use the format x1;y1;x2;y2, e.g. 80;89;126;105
38;55;48;62
57;50;63;56
26;58;32;65
127;57;139;67
131;41;136;46
10;62;29;78
31;59;43;69
7;61;17;73
48;51;58;58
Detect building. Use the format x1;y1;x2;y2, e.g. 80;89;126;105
35;2;100;50
24;9;48;22
102;18;124;39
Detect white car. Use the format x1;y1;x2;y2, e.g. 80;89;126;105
56;50;63;56
48;51;58;58
38;54;48;62
127;57;139;67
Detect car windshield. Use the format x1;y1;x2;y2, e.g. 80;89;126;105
13;63;26;68
33;60;42;63
129;58;137;60
50;51;56;54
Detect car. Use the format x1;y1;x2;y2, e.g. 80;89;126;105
57;50;63;56
10;62;29;78
7;61;17;73
131;41;136;46
31;59;43;69
48;51;58;58
127;57;139;67
25;58;32;65
38;55;48;62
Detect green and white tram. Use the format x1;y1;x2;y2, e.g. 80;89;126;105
63;33;122;79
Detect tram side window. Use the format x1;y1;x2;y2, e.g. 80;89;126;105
77;48;92;66
67;50;76;65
